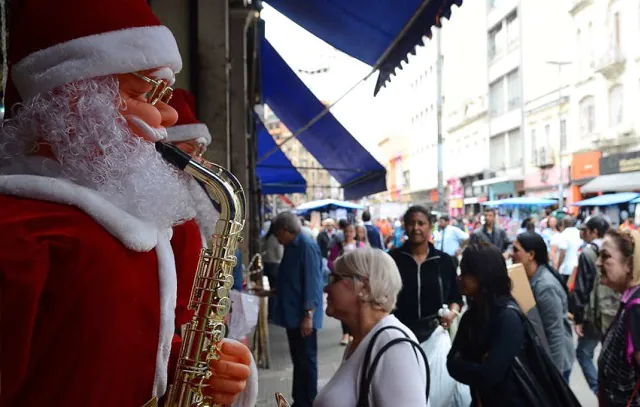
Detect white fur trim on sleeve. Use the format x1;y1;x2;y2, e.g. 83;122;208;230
166;123;212;146
0;174;158;251
12;26;182;101
229;339;259;407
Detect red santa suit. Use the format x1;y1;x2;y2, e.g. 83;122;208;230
0;0;258;406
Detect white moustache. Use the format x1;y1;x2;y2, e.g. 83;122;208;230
128;116;168;142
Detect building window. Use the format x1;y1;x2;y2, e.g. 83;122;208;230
609;85;624;126
544;124;551;140
611;12;621;50
489;134;507;171
579;96;596;137
560;119;567;152
531;129;537;152
507;69;521;110
488;24;504;61
506;12;520;51
509;129;523;168
587;22;594;68
489;79;505;117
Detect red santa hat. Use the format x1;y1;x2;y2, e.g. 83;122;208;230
167;89;212;147
7;0;182;103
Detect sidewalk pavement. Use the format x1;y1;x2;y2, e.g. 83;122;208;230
255;314;344;406
255;314;598;407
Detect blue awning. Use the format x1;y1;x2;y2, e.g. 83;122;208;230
572;192;640;207
295;199;363;215
260;38;387;200
265;0;463;95
483;197;557;207
256;121;307;195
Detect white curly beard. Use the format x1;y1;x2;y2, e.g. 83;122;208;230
0;76;199;231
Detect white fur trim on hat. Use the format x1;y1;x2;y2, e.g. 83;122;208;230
167;123;212;146
12;25;182;101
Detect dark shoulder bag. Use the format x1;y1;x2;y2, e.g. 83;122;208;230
506;305;581;407
356;326;430;407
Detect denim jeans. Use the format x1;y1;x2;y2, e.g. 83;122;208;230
576;333;599;393
286;328;318;407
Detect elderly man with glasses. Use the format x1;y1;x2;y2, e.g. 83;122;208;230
0;0;256;406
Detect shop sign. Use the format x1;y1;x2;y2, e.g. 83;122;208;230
450;198;463;209
600;150;640;175
571;151;601;180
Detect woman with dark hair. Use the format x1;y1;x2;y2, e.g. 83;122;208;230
389;205;462;342
447;242;529;405
512;232;575;381
448;243;580;406
262;222;284;290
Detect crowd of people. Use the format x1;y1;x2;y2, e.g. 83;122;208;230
263;204;640;407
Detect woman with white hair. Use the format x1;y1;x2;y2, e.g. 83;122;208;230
313;248;429;407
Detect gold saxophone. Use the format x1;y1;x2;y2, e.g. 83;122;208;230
155;142;246;407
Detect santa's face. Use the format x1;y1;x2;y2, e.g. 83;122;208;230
117;68;178;143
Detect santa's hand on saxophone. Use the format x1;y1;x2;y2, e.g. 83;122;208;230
0;0;257;406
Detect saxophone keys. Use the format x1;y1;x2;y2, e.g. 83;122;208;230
221;274;234;289
215;297;232;317
210;321;226;343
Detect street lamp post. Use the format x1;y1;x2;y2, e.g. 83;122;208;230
546;60;571;209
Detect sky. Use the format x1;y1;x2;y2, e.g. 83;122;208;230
261;3;397;162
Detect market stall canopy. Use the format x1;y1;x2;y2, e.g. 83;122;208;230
572;192;640;207
295;199;363;215
580;171;640;193
482;197;557;207
265;0;463;95
260;38;386;200
256;121;307;195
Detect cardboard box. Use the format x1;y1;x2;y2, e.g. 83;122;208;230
507;263;536;313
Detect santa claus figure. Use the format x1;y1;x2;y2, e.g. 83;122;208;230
0;0;257;406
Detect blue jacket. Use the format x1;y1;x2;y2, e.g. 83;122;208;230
364;223;384;249
273;232;324;329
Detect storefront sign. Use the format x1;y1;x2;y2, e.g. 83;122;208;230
571;151;601;180
450;198;463;209
600;150;640;175
524;167;570;190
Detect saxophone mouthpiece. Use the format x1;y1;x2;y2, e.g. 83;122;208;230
155;142;192;171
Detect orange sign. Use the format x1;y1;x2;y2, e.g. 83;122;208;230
430;190;438;203
571;151;601;180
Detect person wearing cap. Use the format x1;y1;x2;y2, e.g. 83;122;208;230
0;1;255;406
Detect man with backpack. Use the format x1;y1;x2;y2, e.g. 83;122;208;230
570;215;620;394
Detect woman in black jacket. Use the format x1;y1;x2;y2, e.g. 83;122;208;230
389;205;462;342
447;242;530;406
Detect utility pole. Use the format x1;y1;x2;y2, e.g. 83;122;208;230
546;60;571;209
436;27;445;213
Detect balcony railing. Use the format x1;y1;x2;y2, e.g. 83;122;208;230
596;48;626;79
569;0;593;15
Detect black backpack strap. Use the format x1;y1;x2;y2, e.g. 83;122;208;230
357;326;430;407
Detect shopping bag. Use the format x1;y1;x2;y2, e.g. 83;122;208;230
420;326;471;407
228;290;260;340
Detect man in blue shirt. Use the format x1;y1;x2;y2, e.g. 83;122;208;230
434;215;469;269
272;211;324;407
362;210;384;249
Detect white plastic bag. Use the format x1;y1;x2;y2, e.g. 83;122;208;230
420;326;471;407
228;290;259;339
